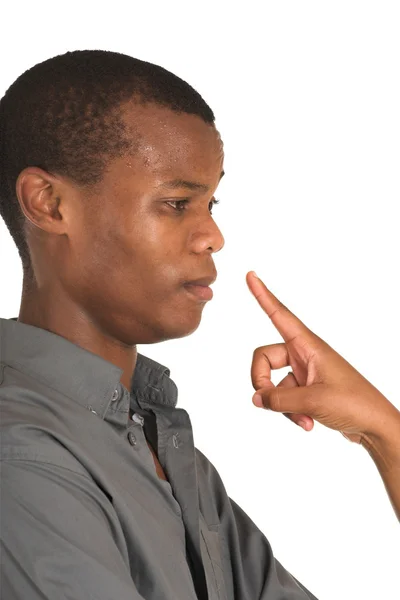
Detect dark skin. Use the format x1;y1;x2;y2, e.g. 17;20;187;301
11;101;400;514
15;103;225;481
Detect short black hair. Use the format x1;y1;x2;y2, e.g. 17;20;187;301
0;50;215;279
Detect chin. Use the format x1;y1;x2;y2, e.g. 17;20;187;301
148;311;203;344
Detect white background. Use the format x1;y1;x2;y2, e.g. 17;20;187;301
1;1;399;598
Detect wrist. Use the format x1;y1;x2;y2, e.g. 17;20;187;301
362;403;400;472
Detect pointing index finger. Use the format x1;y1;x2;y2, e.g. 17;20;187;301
246;271;310;343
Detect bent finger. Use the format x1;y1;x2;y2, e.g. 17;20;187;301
253;382;324;417
251;343;289;390
277;372;315;431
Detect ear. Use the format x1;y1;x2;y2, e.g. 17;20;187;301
15;167;69;235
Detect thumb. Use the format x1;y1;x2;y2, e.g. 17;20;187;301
253;383;323;416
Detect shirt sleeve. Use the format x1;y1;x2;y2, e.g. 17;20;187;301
195;449;319;600
0;458;146;600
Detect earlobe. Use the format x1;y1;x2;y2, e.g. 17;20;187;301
16;167;63;233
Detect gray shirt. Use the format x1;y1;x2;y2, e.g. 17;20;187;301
0;316;317;600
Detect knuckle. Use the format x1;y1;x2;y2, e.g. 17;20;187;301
252;346;263;358
268;389;282;412
270;300;288;318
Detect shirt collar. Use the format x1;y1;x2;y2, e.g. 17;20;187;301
0;317;178;417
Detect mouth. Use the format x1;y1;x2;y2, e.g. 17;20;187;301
185;275;217;287
184;283;214;301
183;273;217;302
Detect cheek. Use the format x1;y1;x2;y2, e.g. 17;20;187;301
65;219;205;340
67;204;188;312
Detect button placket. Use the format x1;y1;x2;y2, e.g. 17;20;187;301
126;412;145;451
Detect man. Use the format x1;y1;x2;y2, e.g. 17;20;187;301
0;50;399;600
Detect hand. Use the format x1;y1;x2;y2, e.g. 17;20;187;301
246;271;398;444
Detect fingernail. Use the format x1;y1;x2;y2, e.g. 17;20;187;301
253;393;263;407
251;271;259;279
298;419;308;430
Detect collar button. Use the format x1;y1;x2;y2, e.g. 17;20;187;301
131;413;144;426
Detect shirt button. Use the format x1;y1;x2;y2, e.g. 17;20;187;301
128;432;137;446
131;413;144;426
111;388;119;402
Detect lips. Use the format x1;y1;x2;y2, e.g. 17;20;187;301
184;274;217;287
183;273;217;301
184;283;214;301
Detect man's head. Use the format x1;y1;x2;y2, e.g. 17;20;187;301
0;50;225;345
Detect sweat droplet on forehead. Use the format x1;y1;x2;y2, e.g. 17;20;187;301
121;105;224;183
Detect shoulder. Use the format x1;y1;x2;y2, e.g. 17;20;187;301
0;372;90;477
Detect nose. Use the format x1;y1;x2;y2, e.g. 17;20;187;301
190;214;225;254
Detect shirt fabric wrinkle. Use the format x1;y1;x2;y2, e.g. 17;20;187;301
0;316;318;600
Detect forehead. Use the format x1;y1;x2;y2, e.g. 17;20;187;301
122;102;224;179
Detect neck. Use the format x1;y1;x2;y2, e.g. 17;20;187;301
18;276;138;392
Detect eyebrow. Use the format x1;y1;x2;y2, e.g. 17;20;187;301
158;170;225;193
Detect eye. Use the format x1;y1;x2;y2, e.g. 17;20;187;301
165;197;221;214
165;199;190;212
209;198;220;214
